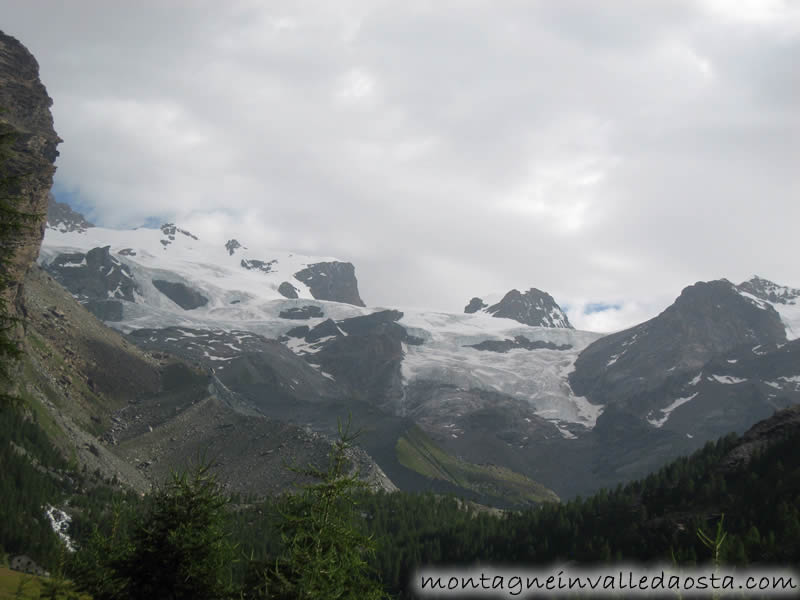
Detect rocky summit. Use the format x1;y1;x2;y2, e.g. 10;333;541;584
293;261;365;306
465;288;573;328
46;196;94;233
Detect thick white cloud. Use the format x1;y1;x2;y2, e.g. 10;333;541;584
2;0;798;331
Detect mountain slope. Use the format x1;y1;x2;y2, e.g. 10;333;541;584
35;201;800;500
40;221;367;322
19;265;396;496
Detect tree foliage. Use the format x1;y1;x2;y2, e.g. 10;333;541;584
71;461;237;600
252;418;387;599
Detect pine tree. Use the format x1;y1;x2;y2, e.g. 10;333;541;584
72;461;238;600
254;417;387;599
117;461;237;600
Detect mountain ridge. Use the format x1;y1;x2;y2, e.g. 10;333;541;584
38;198;800;498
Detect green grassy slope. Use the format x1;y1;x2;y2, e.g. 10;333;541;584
396;425;558;505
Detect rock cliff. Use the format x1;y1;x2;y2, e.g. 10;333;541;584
0;30;61;320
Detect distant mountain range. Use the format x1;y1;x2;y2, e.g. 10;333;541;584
37;198;800;500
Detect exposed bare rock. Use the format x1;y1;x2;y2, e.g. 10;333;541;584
46;195;94;233
465;288;572;328
0;30;61;321
294;261;365;306
152;279;208;310
278;281;299;299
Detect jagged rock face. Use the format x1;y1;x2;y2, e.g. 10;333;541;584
464;297;487;314
570;279;788;408
475;288;573;328
0;30;61;319
737;276;800;305
278;281;299;299
289;310;409;409
293;261;365;307
151;279;208;310
127;325;341;414
44;246;138;322
46;196;94;233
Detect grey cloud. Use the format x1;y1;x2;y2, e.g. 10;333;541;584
1;0;797;329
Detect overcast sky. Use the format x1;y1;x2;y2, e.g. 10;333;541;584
2;0;798;331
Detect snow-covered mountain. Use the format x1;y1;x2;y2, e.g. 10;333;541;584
38;202;800;498
735;275;800;340
570;278;800;443
40;215;602;435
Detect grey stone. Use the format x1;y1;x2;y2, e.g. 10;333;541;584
293;261;365;306
45;245;138;304
485;288;573;328
152;279;208;310
278;281;299;299
464;297;487;313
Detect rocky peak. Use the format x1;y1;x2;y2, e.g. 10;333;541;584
465;288;572;328
44;246;138;321
464;297;487;314
46;195;94;233
570;278;788;407
293;261;365;307
737;276;800;306
0;30;61;319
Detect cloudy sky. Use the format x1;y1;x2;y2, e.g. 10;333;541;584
2;0;798;331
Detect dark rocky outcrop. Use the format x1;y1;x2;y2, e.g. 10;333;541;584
464;289;571;328
279;305;324;320
44;246;138;322
284;325;310;339
570;279;787;409
464;297;487;313
486;288;572;328
225;239;242;255
151;279;208;310
293;311;409;409
0;30;61;322
737;275;800;305
293;261;365;306
305;318;342;342
278;281;299;299
158;223;197;248
46;195;94;233
466;335;572;353
241;258;276;273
